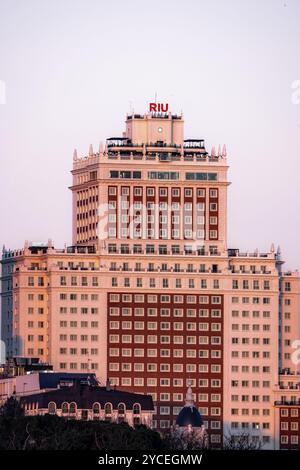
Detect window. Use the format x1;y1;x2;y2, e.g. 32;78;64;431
104;403;112;416
118;403;125;415
133;403;141;415
134;187;142;196
108;186;117;195
48;402;56;415
69;402;76;414
91;403;100;417
285;282;291;292
61;402;69;414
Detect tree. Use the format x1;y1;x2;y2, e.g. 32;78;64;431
0;396;24;419
0;411;164;450
163;426;209;450
223;432;264;450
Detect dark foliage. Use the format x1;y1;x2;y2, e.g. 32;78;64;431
223;432;264;450
0;400;162;450
0;399;264;451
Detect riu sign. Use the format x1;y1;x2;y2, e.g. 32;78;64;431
149;103;169;112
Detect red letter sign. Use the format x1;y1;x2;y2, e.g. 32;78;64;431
149;103;157;112
149;103;168;113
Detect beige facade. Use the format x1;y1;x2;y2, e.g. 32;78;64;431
1;107;300;448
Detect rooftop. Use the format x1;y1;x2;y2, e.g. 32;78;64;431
20;380;154;411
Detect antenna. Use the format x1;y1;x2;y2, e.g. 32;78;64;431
129;100;134;115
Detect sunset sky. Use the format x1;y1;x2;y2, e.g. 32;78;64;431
0;0;299;269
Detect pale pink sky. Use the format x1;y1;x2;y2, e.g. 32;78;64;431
0;0;299;270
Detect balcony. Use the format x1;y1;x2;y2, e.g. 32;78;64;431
275;400;300;406
104;248;220;257
183;139;205;149
158;153;171;162
107;137;132;147
279;368;300;376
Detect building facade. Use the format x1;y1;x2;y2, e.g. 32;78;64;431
18;377;154;426
1;105;300;448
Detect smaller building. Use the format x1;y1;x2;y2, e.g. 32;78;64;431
0;363;97;405
19;378;154;427
176;384;204;429
274;371;300;449
171;384;208;449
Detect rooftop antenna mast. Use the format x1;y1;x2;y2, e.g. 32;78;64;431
129;100;134;115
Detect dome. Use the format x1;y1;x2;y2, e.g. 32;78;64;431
176;405;203;427
175;384;204;428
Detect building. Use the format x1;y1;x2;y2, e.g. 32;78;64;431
173;383;207;448
18;376;154;426
0;356;53;377
0;362;98;405
1;104;300;448
176;383;204;429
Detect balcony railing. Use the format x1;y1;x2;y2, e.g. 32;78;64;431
106;248;220;257
275;400;300;406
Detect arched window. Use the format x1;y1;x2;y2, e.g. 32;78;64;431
104;403;112;421
48;402;56;415
133;403;141;415
118;403;126;423
69;402;77;414
61;402;69;414
92;403;100;415
104;403;112;415
118;403;125;415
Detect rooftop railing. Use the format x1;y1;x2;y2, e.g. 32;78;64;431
106;248;221;257
228;249;274;259
106;152;222;163
275;400;300;406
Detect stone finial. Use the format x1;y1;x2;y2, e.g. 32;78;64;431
277;245;281;256
24;240;29;249
73;149;78;161
211;146;216;157
222;144;227;157
185;382;194;407
99;141;103;153
89;144;93;156
270;243;275;253
218;144;222;157
47;239;52;248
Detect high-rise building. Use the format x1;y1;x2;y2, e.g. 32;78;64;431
1;105;300;449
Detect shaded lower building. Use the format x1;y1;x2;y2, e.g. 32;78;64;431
0;368;98;405
19;378;154;427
